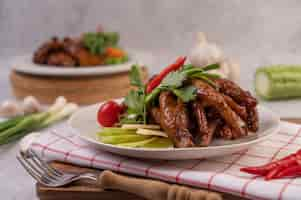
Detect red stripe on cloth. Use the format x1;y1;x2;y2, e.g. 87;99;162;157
234;152;269;159
116;158;129;172
63;145;89;162
241;127;301;198
40;137;62;158
207;150;247;190
89;152;99;168
257;144;296;152
51;130;84;147
180;175;270;200
278;132;301;137
145;160;168;177
278;178;296;200
268;138;301;146
175;160;203;183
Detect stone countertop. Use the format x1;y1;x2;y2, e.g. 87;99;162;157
0;59;37;200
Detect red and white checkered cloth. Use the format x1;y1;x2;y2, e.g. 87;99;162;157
29;121;301;200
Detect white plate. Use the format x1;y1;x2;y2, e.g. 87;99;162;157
11;54;135;76
68;100;280;160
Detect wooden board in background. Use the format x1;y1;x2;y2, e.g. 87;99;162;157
10;67;148;105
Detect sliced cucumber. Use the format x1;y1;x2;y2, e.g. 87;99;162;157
136;128;168;138
143;137;173;148
255;65;301;100
100;134;151;144
97;128;136;136
121;124;161;130
116;137;157;147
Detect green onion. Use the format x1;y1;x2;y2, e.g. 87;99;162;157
0;97;78;145
0;116;25;132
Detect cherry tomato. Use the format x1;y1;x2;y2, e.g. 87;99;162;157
97;101;122;127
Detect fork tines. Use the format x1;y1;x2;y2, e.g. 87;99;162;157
17;150;63;186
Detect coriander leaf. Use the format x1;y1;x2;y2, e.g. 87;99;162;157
124;89;144;114
145;71;187;105
160;71;186;88
129;65;143;87
172;86;197;102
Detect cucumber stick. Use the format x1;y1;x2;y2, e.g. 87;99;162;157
255;65;301;100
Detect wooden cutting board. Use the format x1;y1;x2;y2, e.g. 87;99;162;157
36;119;300;200
37;162;242;200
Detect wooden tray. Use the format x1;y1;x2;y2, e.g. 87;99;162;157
10;67;148;105
37;162;242;200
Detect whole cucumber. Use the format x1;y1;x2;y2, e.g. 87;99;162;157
255;65;301;100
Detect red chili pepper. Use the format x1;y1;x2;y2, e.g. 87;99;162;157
265;165;285;180
146;56;186;94
274;165;301;179
240;150;301;176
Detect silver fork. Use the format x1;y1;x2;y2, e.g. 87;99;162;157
17;150;97;187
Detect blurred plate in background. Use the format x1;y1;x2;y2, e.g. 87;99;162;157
11;54;133;76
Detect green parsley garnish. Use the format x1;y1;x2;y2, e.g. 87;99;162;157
145;63;220;104
83;32;119;55
121;65;147;124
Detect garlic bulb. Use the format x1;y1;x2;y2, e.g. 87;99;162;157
22;96;43;114
0;101;24;118
189;32;224;67
209;60;230;79
189;32;240;82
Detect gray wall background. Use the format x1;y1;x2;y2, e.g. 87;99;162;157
2;0;301;91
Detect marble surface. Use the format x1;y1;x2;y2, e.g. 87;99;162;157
1;1;301;199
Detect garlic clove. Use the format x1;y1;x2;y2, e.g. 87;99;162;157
22;96;43;114
0;100;24;118
189;32;224;67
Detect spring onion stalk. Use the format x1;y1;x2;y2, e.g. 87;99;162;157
39;103;78;128
0;116;25;132
47;96;67;114
0;96;78;145
0;112;49;144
